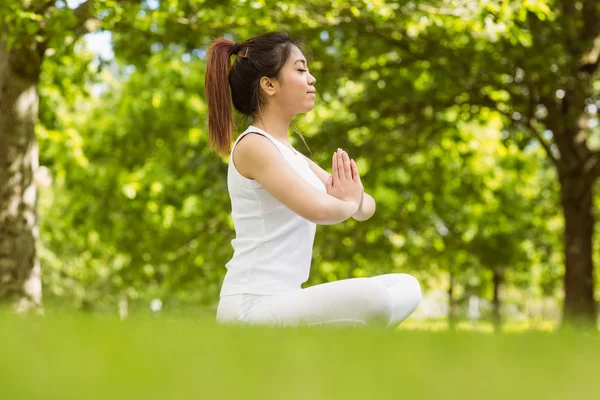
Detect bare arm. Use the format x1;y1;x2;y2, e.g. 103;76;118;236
302;154;376;221
234;134;360;225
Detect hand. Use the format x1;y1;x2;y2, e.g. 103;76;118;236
325;148;363;209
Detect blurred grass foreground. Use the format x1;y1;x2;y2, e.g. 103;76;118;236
1;309;599;400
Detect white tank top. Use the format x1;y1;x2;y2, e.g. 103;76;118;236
219;125;327;296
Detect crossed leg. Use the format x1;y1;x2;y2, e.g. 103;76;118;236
217;273;421;328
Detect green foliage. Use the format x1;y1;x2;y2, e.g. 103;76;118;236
11;0;595;317
39;45;231;309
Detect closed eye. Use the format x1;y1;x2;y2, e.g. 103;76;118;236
298;69;308;72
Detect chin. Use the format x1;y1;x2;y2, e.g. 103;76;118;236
291;101;316;115
302;103;316;113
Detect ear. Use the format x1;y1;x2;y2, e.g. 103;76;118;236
259;76;278;97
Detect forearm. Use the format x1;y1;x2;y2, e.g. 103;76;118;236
352;192;376;221
314;196;360;225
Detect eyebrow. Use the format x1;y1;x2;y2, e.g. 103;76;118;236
294;59;307;66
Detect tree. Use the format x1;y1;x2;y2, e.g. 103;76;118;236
472;0;600;326
2;1;595;328
0;0;128;310
289;0;599;326
1;0;49;310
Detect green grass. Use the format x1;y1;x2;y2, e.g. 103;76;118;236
1;309;599;400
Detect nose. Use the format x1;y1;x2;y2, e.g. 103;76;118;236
308;72;316;86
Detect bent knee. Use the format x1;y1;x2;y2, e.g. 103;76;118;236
403;275;422;311
356;281;393;326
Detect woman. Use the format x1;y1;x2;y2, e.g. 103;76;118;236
205;32;421;328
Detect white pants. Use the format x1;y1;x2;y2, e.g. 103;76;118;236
216;274;421;328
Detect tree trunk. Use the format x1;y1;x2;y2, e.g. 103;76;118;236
0;40;43;312
559;170;597;327
447;271;456;330
492;267;503;332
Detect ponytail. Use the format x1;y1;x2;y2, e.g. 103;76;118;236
205;38;237;156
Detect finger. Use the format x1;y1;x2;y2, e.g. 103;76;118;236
337;150;346;181
342;152;352;180
353;160;363;184
351;159;358;181
332;152;338;182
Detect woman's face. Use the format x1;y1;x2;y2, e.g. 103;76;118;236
273;46;317;115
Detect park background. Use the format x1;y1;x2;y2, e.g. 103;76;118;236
3;2;600;399
1;0;600;333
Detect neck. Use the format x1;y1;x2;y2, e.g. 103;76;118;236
251;105;293;145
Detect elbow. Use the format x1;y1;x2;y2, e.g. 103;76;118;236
352;195;376;221
363;202;376;220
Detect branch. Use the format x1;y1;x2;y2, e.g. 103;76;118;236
25;1;57;13
477;92;560;168
525;83;560;168
72;0;100;38
527;118;561;168
71;0;141;38
41;0;56;13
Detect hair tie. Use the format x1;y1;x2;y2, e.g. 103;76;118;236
232;42;240;55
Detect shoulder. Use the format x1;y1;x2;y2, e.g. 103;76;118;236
233;132;282;180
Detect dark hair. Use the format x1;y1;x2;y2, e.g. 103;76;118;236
204;32;305;156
